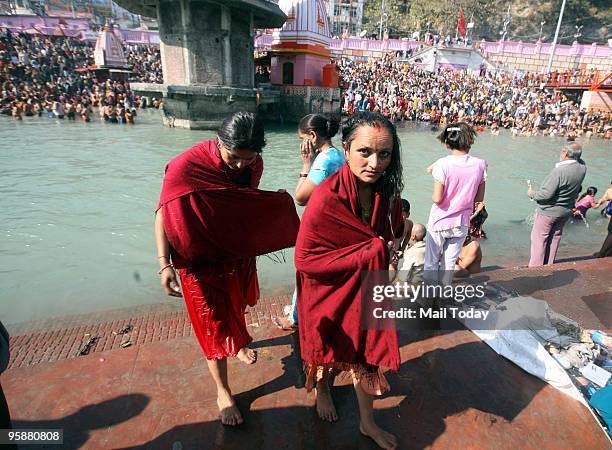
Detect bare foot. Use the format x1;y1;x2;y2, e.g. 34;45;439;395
236;347;257;365
217;389;243;426
315;381;338;422
359;421;398;449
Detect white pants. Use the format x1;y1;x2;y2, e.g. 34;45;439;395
425;226;469;273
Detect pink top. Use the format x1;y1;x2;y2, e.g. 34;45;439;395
574;195;595;216
427;154;488;231
575;195;595;209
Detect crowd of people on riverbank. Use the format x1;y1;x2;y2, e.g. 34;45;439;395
340;56;612;140
0;28;164;123
3;28;611;140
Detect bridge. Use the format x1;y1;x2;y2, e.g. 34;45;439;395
541;68;612;93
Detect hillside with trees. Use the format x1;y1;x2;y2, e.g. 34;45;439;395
362;0;611;44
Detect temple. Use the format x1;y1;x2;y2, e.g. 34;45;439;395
268;0;341;121
92;23;131;81
271;0;331;86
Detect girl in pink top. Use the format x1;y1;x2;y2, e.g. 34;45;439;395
573;186;598;220
425;122;487;276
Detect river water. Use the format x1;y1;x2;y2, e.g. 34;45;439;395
1;110;610;324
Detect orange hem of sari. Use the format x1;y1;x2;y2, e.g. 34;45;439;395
303;362;391;396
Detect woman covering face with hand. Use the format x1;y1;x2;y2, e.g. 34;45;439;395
279;114;345;330
295;112;404;449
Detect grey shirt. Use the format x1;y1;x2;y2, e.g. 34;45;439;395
533;159;587;217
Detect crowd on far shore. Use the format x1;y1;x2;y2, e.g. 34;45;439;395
2;28;611;139
0;29;164;123
340;55;612;140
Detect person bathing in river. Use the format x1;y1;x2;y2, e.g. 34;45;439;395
573;187;598;221
155;112;299;426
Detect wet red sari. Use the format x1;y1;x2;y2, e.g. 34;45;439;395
157;140;299;359
295;164;402;393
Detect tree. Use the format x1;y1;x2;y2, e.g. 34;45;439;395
363;0;411;38
361;0;608;42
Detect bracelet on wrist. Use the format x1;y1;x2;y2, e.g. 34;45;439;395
157;255;169;260
299;172;309;178
158;263;174;275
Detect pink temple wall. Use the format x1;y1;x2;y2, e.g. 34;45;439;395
0;15;159;45
271;53;329;86
255;33;612;58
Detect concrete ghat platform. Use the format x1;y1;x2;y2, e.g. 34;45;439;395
2;258;611;449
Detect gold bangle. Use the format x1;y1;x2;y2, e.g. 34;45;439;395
157;255;169;259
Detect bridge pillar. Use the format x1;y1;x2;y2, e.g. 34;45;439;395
115;0;286;129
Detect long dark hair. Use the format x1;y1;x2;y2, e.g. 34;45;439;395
298;114;340;141
217;111;266;153
341;111;404;199
437;121;477;151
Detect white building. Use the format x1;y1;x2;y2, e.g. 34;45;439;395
326;0;364;37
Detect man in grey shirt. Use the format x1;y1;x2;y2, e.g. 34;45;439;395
527;142;586;266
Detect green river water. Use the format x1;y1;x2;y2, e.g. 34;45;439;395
1;110;610;324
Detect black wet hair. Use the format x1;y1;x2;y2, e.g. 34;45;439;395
401;199;410;213
298;114;340;140
217;111;266;153
437;121;477;151
341;111;404;199
578;186;598;201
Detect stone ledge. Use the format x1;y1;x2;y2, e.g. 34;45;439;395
6;295;292;370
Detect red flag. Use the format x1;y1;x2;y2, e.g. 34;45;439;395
457;6;467;38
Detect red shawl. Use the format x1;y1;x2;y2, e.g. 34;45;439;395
157;139;300;269
295;164;402;371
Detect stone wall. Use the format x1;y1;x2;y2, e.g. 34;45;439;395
580;92;612;112
276;86;341;122
486;48;612;73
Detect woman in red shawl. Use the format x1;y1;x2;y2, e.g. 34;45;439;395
295;112;404;449
155;112;299;426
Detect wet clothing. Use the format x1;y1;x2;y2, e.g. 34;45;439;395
157;139;299;359
295;164;403;394
573;194;595;219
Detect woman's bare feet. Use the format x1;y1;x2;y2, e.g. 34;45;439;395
217;388;243;426
359;421;398;449
315;381;338;422
236;347;257;365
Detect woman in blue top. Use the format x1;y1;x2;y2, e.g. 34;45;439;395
295;114;345;205
277;117;345;320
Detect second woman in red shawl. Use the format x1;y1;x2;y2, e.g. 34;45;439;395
295;112;404;449
155;112;299;426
